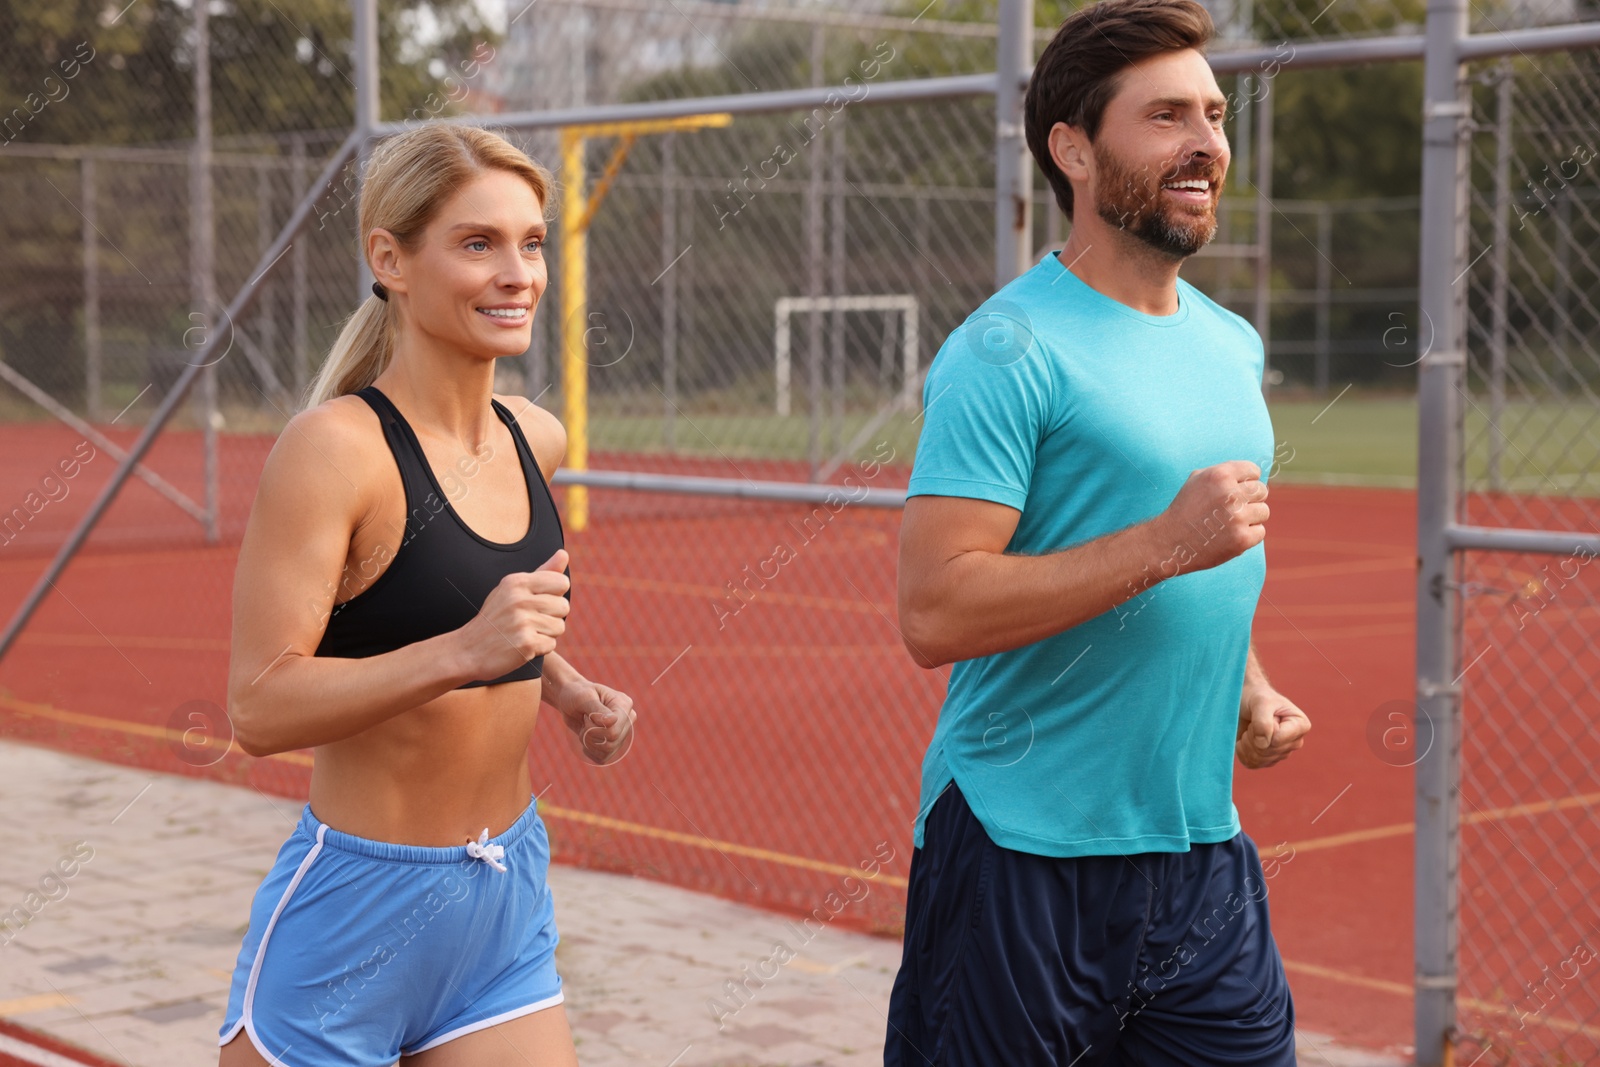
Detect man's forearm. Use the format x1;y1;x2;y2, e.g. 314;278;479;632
902;517;1169;667
1241;642;1271;705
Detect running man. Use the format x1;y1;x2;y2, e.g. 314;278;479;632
219;125;633;1067
885;1;1310;1063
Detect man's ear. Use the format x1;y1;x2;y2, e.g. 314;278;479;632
367;227;407;297
1049;121;1092;186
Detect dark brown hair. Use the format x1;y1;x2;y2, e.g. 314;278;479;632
1025;0;1215;218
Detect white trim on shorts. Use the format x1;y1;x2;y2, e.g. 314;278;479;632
218;823;329;1066
400;992;566;1056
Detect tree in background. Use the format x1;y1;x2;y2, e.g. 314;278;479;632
0;0;500;416
0;0;496;147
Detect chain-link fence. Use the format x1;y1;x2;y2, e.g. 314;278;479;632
3;0;1600;1062
1449;44;1600;1067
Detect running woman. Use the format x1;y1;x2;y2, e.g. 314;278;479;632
886;2;1310;1063
218;125;634;1067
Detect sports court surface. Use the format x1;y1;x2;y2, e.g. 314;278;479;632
1;415;1596;1061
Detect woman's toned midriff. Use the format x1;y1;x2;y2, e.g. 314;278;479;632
303;390;545;847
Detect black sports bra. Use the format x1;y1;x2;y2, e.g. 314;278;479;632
313;385;567;688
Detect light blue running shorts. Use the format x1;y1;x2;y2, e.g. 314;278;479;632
218;794;562;1066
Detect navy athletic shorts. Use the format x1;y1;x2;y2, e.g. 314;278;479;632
884;783;1296;1066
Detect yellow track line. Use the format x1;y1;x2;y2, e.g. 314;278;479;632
5;694;1593;889
15;632;231;652
0;544;240;574
1284;789;1600;854
0;992;78;1016
0;529;1408;578
13;619;1425;655
537;804;907;886
1282;960;1600;1039
1283;822;1416;854
1282;959;1412;997
1456;995;1600;1040
561;644;913;658
1265;536;1415;558
0;617;1420;652
1266;557;1414;581
56;625;1432;659
1252;601;1412;617
1253;621;1415;643
1;693;196;748
580;572;893;615
12;635;915;658
0;693;905;888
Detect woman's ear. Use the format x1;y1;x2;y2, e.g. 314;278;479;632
367;227;406;296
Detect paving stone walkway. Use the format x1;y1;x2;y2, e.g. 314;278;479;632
0;741;1404;1066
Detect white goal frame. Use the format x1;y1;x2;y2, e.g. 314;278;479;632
773;295;920;417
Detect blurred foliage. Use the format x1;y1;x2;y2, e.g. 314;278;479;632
0;0;498;412
0;0;496;145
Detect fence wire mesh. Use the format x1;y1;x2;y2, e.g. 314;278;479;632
3;0;1600;1059
1453;45;1600;1066
522;96;998;471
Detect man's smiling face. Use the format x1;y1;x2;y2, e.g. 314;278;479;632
1082;48;1231;260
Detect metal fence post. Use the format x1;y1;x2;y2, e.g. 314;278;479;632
681;173;694;431
806;24;824;479
1415;0;1469;1061
995;0;1033;287
661;132;678;451
354;0;380;299
192;0;219;544
1252;79;1274;397
1554;188;1573;373
291;136;310;402
0;126;362;660
1315;201;1331;394
81;155;101;422
829;117;846;454
257;161;279;384
1487;59;1512;493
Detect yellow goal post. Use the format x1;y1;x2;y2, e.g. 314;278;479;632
557;111;732;531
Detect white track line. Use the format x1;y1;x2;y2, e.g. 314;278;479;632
0;1031;102;1067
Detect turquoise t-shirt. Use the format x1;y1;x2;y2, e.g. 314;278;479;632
907;249;1275;858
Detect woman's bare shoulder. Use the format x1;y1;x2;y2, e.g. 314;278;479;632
257;393;389;510
494;392;565;481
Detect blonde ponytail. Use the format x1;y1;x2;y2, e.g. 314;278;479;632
302;294;394;410
299;125;555;412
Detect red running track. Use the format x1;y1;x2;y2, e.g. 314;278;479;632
0;1018;124;1066
1;422;1597;1062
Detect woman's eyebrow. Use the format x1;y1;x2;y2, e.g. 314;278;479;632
445;221;549;237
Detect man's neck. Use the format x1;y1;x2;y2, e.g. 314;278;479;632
1056;223;1185;316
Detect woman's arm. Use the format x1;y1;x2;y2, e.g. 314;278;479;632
498;396;635;764
226;403;475;755
225;401;569;757
540;652;635;765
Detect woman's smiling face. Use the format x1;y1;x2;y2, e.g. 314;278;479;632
380;167;549;360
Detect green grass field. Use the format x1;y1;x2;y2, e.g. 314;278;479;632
1267;394;1599;493
588;392;1600;495
2;387;1591;495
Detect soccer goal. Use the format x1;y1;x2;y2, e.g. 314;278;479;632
773;295;920;418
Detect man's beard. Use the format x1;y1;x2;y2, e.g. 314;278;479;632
1092;143;1223;260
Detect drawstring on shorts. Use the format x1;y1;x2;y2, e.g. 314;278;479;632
466;828;508;872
